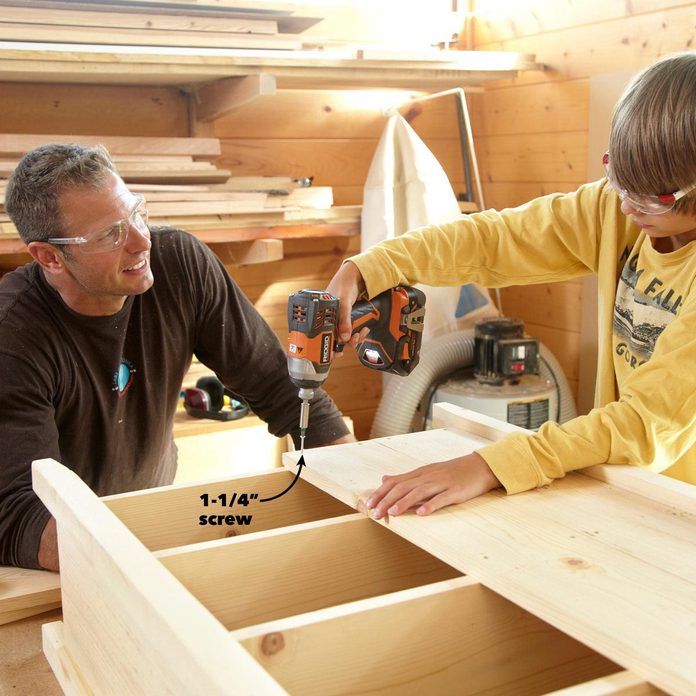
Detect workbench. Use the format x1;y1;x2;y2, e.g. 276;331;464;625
4;404;695;694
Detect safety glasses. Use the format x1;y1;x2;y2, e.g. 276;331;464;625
48;194;148;254
603;152;696;215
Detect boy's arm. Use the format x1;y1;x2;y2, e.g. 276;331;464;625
376;297;696;518
363;297;696;515
479;294;696;494
350;181;610;301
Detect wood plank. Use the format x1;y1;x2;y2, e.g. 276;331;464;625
499;281;583;333
32;458;285;695
0;4;279;34
470;78;589;136
0;50;535;90
195;73;276;122
102;469;353;551
544;669;665;695
0;1;322;34
282;428;696;695
219;138;464;187
0;22;303;50
0;221;360;248
235;577;617;695
473;5;696;88
214;88;461;139
0;133;220;158
0;82;189;137
473;0;690;45
211;238;283;265
476;131;587;183
42;621;89;696
155;514;461;630
0;600;61;626
0;565;61;626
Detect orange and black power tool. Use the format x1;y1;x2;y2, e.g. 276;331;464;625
286;286;426;452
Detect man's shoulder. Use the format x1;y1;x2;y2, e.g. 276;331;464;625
150;226;210;264
0;263;39;323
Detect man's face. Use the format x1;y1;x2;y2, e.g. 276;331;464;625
621;197;696;250
56;173;154;315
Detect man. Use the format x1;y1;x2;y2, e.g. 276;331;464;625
1;143;352;570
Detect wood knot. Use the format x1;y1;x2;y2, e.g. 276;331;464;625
261;632;285;656
224;529;238;538
562;557;591;570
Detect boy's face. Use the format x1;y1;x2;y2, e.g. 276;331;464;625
620;198;696;250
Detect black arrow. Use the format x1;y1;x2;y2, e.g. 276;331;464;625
260;456;306;502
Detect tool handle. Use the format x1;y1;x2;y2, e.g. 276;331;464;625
349;286;425;375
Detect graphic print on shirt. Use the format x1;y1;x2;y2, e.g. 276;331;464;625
113;358;136;396
613;251;682;369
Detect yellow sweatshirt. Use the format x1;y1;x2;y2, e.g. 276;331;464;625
349;179;696;492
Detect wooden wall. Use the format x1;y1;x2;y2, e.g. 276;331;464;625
468;0;696;403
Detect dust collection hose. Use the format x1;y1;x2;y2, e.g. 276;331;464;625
370;330;577;439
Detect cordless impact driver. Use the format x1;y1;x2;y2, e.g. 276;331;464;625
286;286;426;453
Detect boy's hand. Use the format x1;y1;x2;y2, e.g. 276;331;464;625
326;261;366;345
365;453;501;519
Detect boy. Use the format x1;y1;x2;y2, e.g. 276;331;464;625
327;52;696;519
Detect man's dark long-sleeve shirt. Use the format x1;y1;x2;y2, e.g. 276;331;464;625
0;228;348;568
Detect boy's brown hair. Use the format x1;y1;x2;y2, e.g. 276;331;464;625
609;52;696;215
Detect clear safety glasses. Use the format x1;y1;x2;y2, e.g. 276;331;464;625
603;152;696;215
48;194;148;254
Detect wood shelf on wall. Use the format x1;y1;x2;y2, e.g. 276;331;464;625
0;220;359;266
0;43;540;90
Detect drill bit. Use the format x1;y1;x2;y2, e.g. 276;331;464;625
298;388;313;456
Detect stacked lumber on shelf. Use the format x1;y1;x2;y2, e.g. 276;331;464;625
0;1;539;90
0;134;359;243
0;1;324;51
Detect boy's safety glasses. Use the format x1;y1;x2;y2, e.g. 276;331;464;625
603;152;696;215
48;194;148;254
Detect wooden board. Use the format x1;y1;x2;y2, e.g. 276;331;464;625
26;406;680;694
0;22;304;50
0;133;220;158
0;43;539;89
280;405;696;695
0;565;60;626
0;4;280;34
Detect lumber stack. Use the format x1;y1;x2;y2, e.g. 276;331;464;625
0;134;359;243
0;1;324;51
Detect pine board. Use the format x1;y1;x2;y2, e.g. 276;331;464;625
282;426;696;695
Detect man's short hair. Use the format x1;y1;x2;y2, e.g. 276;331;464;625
609;52;696;215
5;143;117;244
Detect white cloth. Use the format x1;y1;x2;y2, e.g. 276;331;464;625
361;113;495;339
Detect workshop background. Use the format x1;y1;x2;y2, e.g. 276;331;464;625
0;0;691;443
